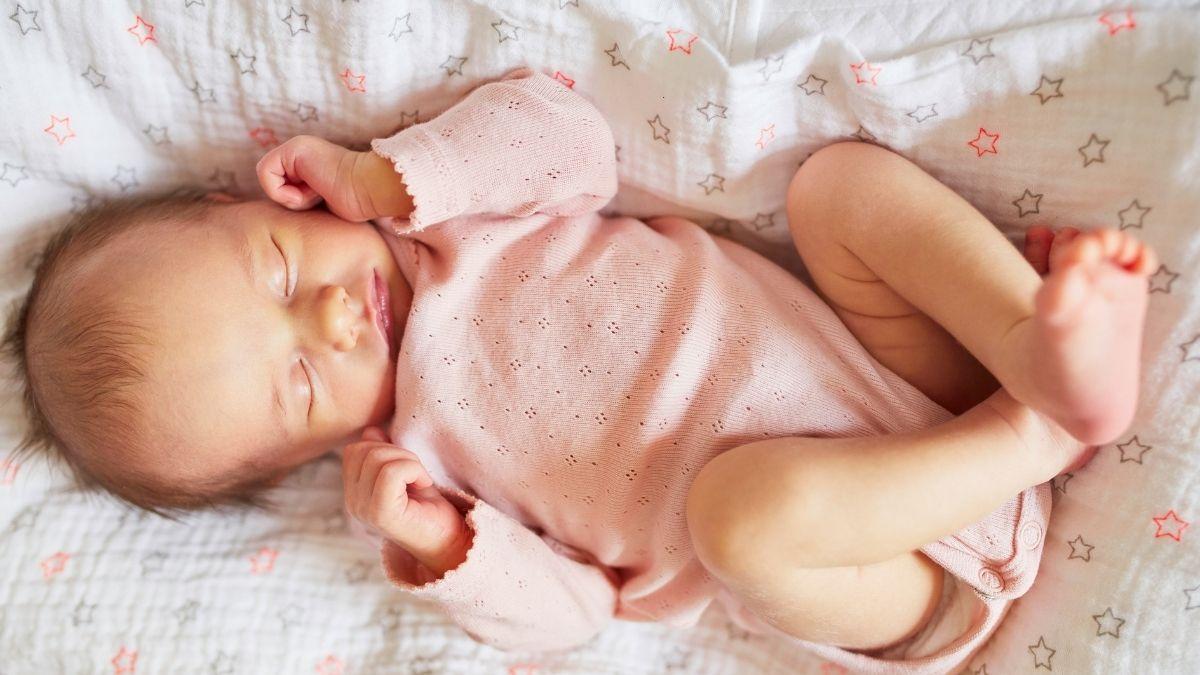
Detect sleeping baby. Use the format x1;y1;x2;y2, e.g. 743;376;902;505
3;68;1156;672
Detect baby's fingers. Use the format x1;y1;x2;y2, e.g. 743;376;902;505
341;441;400;491
359;460;433;528
256;135;341;210
348;446;423;497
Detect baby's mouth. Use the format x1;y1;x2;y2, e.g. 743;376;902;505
371;268;396;358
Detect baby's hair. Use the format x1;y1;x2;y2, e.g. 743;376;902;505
1;191;280;520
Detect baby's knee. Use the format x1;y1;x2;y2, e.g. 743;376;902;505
686;444;824;583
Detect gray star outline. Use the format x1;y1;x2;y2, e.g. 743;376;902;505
1012;189;1043;217
696;101;727;122
143;124;170;145
1117;199;1150;229
906;103;938;123
10;3;41;34
1067;534;1094;561
1148;265;1179;294
750;212;775;231
1078;133;1109;167
604;42;629;69
1028;636;1055;670
647;114;670;143
1031;75;1064;104
1184;585;1200;611
112;166;139;191
82;65;108;88
389;14;412;40
1;163;30;187
1180;334;1200;362
441;55;467;76
798;74;827;95
492;18;520;43
1116;435;1152;462
1157;69;1193;106
759;55;784;82
1092;607;1125;638
697;173;725;195
294;103;319;122
962;37;995;65
281;7;309;36
190;80;216;104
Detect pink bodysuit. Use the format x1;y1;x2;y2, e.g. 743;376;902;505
356;68;1050;673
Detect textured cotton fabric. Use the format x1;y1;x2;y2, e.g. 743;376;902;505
361;67;1051;674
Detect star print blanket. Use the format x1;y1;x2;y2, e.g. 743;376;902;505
1;0;1198;673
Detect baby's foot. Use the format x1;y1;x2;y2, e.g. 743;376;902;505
983;388;1095;479
1018;228;1156;444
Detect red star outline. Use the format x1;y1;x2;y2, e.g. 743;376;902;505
1099;10;1136;35
666;28;699;55
755;123;776;150
1;457;19;485
850;61;882;86
340;68;367;93
249;127;279;148
552;71;575;89
112;646;138;674
315;655;344;675
1152;510;1189;541
968;127;1000;157
40;552;70;580
249;547;278;574
43;115;76;145
127;16;156;45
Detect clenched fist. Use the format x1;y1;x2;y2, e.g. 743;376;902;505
256;135;414;222
342;427;471;575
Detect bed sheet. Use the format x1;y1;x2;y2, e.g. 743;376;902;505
1;1;1198;673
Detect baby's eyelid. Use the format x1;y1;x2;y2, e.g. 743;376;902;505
271;236;293;296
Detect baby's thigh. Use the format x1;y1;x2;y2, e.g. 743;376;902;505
729;551;944;652
785;172;995;413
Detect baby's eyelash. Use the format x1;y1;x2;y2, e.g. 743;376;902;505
300;359;314;419
272;236;291;296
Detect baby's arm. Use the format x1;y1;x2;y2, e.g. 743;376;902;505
342;429;619;652
370;67;618;230
256;133;414;222
256;68;618;230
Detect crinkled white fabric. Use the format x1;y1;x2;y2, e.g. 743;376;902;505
0;1;1197;673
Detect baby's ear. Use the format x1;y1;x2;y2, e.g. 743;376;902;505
205;191;239;203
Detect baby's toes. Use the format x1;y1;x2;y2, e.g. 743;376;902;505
1135;244;1159;276
1117;235;1157;275
1060;231;1108;270
1048;227;1081;272
1024;225;1054;275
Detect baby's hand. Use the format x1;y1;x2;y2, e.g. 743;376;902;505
256;135;413;222
342;427;471;575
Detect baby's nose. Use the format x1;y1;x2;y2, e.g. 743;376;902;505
317;285;363;351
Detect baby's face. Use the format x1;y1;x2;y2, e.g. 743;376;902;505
88;199;412;487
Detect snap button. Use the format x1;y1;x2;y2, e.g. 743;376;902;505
1019;521;1044;549
978;567;1004;593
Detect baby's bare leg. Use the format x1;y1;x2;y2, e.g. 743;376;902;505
686;390;1078;650
787;142;1154;443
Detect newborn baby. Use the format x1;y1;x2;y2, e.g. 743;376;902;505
4;68;1155;673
